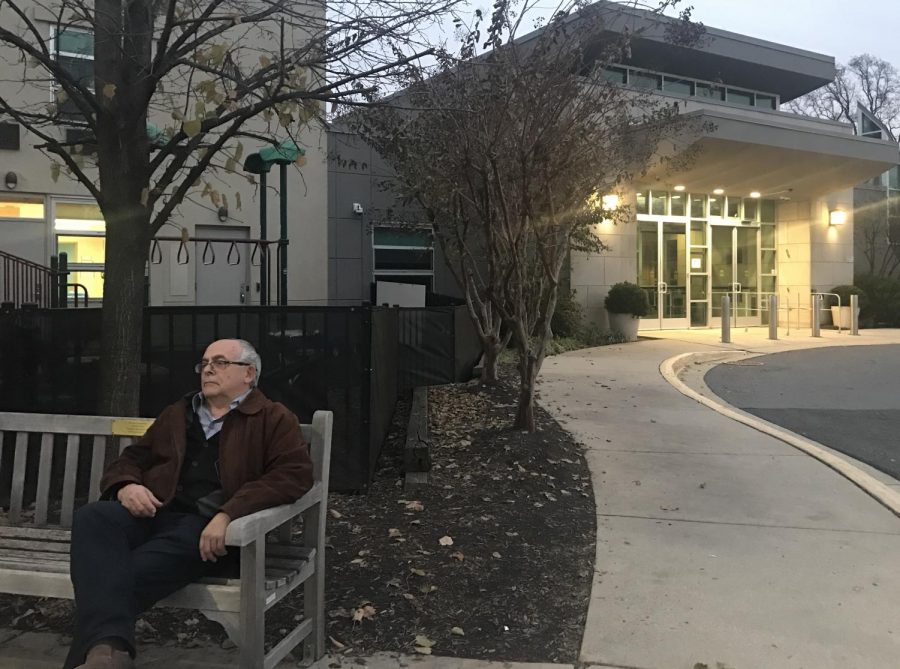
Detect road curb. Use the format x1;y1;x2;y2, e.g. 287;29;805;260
660;351;900;519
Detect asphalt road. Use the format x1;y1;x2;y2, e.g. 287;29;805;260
705;344;900;481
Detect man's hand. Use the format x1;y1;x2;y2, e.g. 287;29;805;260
117;483;163;518
199;512;232;562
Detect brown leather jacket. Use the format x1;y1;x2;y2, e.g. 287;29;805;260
100;389;313;520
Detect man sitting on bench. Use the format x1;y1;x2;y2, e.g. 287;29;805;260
65;339;313;669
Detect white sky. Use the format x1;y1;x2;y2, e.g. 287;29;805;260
675;0;899;67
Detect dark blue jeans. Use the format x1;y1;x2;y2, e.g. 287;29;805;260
64;501;214;669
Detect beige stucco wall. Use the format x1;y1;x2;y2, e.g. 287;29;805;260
774;192;854;327
570;189;639;330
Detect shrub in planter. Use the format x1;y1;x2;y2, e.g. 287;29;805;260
604;282;649;342
605;282;650;316
830;284;868;311
551;289;584;339
829;284;867;329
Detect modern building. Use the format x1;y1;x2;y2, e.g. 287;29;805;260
327;3;900;328
0;2;328;308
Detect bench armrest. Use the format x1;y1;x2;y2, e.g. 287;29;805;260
224;481;324;547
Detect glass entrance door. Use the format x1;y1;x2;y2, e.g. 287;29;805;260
638;221;689;329
711;226;760;326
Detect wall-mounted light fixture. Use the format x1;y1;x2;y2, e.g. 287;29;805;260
217;205;228;222
4;171;17;190
829;209;847;226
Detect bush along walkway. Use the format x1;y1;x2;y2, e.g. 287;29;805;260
324;368;597;661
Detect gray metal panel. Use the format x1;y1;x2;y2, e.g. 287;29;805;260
333;258;364;302
329;218;364;259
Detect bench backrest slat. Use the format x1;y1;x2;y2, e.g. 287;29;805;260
8;434;28;524
34;434;54;526
119;436;135;454
88;437;106;504
60;435;80;528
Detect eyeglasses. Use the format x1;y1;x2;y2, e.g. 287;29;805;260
194;359;253;374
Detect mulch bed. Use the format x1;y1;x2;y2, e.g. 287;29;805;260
0;367;596;663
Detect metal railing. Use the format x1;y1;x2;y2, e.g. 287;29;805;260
1;249;56;308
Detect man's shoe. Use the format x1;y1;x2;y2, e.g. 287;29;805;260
74;642;135;669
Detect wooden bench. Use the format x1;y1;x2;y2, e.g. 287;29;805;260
0;409;333;669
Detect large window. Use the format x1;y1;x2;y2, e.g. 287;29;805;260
54;200;105;300
53;27;94;118
0;196;45;220
372;227;434;289
603;64;779;110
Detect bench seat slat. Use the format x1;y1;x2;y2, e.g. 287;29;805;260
0;548;69;563
0;526;72;541
0;538;70;553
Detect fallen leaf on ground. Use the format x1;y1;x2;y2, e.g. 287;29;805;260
329;636;346;649
410;568;426;577
352;604;376;622
405;501;425;511
329;509;342;519
414;646;433;655
451;626;465;636
439;535;454;546
450;551;465;561
414;634;435;647
388;528;403;538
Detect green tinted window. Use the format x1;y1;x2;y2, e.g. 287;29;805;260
760;200;776;222
58;29;93;56
373;228;432;247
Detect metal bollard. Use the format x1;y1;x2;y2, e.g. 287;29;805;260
811;294;821;337
721;295;731;343
768;294;778;340
850;294;859;336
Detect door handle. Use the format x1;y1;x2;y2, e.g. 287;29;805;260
659;282;668;294
239;284;248;304
733;282;742;293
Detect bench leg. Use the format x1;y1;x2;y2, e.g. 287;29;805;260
203;610;241;648
240;540;266;669
302;502;326;665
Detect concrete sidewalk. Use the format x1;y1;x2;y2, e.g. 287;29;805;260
537;329;900;669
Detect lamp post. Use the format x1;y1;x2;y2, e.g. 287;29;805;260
243;140;305;306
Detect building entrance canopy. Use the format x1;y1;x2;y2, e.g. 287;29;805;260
645;108;899;200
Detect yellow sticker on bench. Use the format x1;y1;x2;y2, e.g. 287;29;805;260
111;419;154;437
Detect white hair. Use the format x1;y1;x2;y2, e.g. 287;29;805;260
234;339;262;386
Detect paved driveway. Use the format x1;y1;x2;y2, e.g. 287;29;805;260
705;344;900;480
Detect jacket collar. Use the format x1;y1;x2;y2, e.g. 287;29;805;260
181;387;267;416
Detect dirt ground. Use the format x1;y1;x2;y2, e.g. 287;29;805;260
0;368;597;663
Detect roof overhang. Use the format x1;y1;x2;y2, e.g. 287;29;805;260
644;109;900;200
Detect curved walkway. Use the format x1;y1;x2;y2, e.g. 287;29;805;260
537;330;900;669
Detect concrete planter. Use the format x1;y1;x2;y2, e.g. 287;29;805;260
608;312;641;342
830;305;860;330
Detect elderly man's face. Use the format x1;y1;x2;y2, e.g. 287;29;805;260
198;339;255;403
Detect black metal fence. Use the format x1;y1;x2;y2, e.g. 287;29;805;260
0;304;478;491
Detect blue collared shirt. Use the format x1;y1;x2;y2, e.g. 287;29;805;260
192;389;252;439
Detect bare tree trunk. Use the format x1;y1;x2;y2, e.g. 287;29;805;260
479;326;511;385
513;353;538;431
98;204;150;416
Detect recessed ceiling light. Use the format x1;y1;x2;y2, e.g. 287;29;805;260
674;185;686;192
713;188;725;195
750;191;761;198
